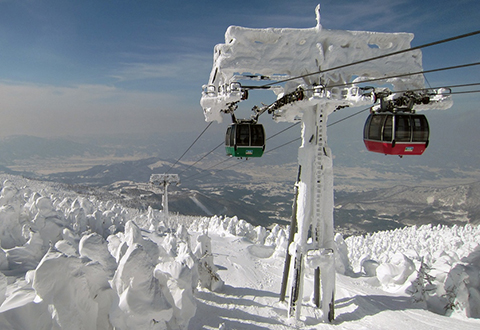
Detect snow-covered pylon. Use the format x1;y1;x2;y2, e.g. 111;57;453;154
200;4;451;322
150;174;180;229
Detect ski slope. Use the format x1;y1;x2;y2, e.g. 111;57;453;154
192;231;480;329
0;174;479;329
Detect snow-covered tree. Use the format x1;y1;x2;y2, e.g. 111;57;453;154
407;257;436;306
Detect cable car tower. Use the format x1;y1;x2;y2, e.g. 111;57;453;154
200;5;451;322
150;173;180;221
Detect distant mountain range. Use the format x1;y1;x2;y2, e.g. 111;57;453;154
0;134;479;235
35;155;480;235
335;182;480;236
2;107;480;171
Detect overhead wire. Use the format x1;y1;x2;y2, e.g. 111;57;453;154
323;62;480;90
257;84;480;160
423;72;433;90
188;77;480;180
193;106;373;180
448;90;480;95
245;61;480;125
184;78;479;180
443;82;480;89
266;122;300;141
165;121;213;174
390;82;480;95
178;141;224;176
253;30;480;89
179;112;301;176
184;121;301;180
184;156;232;180
183;120;301;179
179;30;480;178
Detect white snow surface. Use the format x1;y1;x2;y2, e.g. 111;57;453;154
0;175;479;329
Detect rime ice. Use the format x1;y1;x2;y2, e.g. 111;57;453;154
0;176;478;329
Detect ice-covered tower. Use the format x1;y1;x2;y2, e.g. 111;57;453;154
200;4;450;322
201;5;430;123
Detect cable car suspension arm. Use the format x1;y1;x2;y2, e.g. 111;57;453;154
372;89;441;113
252;88;305;120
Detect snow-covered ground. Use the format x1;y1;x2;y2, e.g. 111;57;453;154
0;174;479;329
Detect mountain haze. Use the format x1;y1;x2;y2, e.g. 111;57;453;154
1;134;479;234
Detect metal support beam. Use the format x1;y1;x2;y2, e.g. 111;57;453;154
285;105;335;322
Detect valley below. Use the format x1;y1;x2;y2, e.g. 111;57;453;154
5;154;479;237
2;134;480;236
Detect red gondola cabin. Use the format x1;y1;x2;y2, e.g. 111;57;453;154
363;113;429;156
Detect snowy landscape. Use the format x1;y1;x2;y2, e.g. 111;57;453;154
0;174;478;329
0;1;479;329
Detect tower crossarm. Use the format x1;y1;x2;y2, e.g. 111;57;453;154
200;5;431;124
150;174;180;186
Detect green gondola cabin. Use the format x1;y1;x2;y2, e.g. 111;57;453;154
225;123;265;158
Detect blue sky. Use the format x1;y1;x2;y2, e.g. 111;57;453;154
0;0;478;138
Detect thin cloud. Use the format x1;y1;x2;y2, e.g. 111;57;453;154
0;81;189;137
111;63;179;81
111;53;212;83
